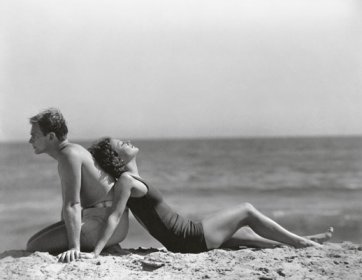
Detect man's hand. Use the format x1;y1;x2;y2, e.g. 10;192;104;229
79;252;97;259
57;249;80;263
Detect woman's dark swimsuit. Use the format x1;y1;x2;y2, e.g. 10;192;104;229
126;176;207;253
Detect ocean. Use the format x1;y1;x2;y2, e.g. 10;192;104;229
1;137;362;252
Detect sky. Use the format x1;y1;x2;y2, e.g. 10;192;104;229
1;0;361;141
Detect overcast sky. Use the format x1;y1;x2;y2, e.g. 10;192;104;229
1;0;361;141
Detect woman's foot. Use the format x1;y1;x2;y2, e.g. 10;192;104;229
295;238;322;248
306;227;334;244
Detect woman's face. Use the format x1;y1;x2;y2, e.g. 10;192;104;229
110;139;139;164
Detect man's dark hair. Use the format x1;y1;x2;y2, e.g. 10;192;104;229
30;108;68;141
88;137;125;179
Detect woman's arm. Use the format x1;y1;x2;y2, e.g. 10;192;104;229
92;173;133;257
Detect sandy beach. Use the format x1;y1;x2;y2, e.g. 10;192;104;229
1;242;361;280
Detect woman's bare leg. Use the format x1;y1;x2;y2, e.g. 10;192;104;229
202;203;321;250
306;227;333;244
221;226;281;248
220;226;333;249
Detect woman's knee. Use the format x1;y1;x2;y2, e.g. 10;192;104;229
239;202;257;218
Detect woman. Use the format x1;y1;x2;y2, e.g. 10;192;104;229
80;138;332;258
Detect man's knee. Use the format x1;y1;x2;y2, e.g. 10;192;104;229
26;238;38;252
26;234;47;252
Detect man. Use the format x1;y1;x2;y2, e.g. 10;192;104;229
27;108;129;262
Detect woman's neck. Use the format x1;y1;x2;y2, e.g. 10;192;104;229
124;159;139;176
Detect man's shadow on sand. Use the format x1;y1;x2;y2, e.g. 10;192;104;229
0;250;32;260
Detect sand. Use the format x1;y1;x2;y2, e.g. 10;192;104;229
1;242;361;280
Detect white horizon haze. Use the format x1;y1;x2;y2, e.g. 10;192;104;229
1;0;361;141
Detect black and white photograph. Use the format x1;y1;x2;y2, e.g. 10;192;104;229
1;0;362;279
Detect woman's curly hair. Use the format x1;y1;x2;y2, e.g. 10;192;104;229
88;137;124;179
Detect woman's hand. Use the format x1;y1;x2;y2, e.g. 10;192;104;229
57;249;80;263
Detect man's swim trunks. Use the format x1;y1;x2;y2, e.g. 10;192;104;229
127;176;207;253
81;207;128;250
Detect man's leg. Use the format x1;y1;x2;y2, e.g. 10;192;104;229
27;208;129;255
26;221;68;254
80;208;129;251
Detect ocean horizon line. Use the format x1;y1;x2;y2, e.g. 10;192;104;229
2;133;362;144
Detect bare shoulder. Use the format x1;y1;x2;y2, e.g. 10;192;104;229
57;143;91;169
117;172;147;197
118;172;134;181
59;144;89;161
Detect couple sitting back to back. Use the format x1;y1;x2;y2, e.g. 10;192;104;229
27;108;333;262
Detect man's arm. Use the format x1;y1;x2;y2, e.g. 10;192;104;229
57;149;82;262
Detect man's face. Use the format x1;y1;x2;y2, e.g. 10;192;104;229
29;124;49;154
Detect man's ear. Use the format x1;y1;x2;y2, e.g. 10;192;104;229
48;132;57;141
